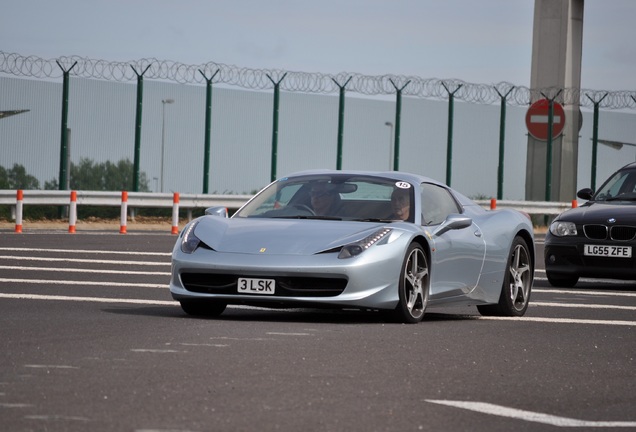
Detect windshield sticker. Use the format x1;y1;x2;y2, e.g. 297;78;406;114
395;182;411;189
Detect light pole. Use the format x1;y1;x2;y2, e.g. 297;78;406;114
161;98;174;193
385;121;394;170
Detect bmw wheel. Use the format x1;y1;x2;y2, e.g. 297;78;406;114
478;236;533;317
392;243;429;324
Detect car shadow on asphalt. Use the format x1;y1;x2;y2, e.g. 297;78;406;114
102;304;480;324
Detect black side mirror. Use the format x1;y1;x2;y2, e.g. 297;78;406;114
577;188;594;200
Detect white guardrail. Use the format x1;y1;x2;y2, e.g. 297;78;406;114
0;189;576;233
0;190;251;210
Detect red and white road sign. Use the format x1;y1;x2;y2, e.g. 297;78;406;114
525;98;566;141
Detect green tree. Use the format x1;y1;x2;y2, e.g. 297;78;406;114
44;158;150;192
0;164;40;189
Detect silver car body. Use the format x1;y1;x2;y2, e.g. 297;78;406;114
170;170;534;315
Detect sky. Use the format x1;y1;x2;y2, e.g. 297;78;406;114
1;0;635;91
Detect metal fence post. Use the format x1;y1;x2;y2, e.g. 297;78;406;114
332;77;352;170
56;60;77;192
442;82;462;187
131;65;151;193
267;73;287;182
495;86;514;199
389;79;410;171
199;69;219;194
540;89;563;202
586;92;608;191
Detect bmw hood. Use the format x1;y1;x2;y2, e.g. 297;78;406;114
558;201;636;225
192;216;388;255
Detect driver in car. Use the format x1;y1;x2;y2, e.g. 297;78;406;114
310;183;342;216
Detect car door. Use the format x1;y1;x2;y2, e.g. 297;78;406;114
420;183;486;299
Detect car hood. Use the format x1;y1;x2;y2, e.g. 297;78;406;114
558;201;636;225
193;216;388;255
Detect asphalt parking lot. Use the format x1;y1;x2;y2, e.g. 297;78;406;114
0;231;634;431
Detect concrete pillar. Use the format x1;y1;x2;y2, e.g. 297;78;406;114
526;0;584;202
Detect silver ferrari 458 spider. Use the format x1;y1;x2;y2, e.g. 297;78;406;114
170;170;535;323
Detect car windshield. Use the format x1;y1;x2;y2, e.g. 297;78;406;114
594;168;636;202
234;174;414;222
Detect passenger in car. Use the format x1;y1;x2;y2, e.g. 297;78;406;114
389;187;411;220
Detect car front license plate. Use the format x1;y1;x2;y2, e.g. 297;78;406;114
238;278;275;295
584;244;632;258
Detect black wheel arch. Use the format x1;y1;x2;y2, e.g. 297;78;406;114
515;229;535;269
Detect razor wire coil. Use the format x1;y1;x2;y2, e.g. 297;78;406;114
2;51;635;109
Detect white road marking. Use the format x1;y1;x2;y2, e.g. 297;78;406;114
24;415;90;422
0;403;33;408
0;265;170;276
179;343;229;347
0;247;171;256
532;301;636;311
0;293;174;304
266;332;314;336
475;316;636;326
0;255;168;266
534;288;636;297
0;279;165;288
131;349;183;353
24;364;79;369
426;400;636;427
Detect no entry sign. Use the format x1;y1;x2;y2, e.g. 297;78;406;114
525;98;566;140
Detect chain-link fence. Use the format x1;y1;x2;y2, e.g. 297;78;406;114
1;51;635;200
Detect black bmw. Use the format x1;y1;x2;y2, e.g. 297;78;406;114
544;162;636;287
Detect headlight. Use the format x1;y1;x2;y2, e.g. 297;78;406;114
549;221;577;237
181;220;201;253
338;228;392;259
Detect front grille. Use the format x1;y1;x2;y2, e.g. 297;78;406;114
610;226;636;241
181;272;347;297
583;224;607;240
583;224;636;241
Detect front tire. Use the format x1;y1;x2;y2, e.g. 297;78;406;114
180;300;227;317
478;236;533;317
392;243;429;323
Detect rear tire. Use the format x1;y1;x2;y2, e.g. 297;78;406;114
477;236;533;317
180;300;227;317
391;243;429;323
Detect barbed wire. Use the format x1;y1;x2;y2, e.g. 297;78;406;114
1;51;635;110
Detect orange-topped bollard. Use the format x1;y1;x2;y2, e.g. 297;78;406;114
68;191;77;233
15;189;24;233
171;192;180;234
120;191;128;234
490;198;497;210
571;199;578;208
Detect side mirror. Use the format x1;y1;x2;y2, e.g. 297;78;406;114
205;206;229;218
432;214;472;237
577;188;594;201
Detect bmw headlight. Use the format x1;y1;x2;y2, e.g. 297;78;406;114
181;220;201;253
549;220;577;237
338;228;393;259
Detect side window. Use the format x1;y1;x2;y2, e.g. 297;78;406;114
420;183;461;225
